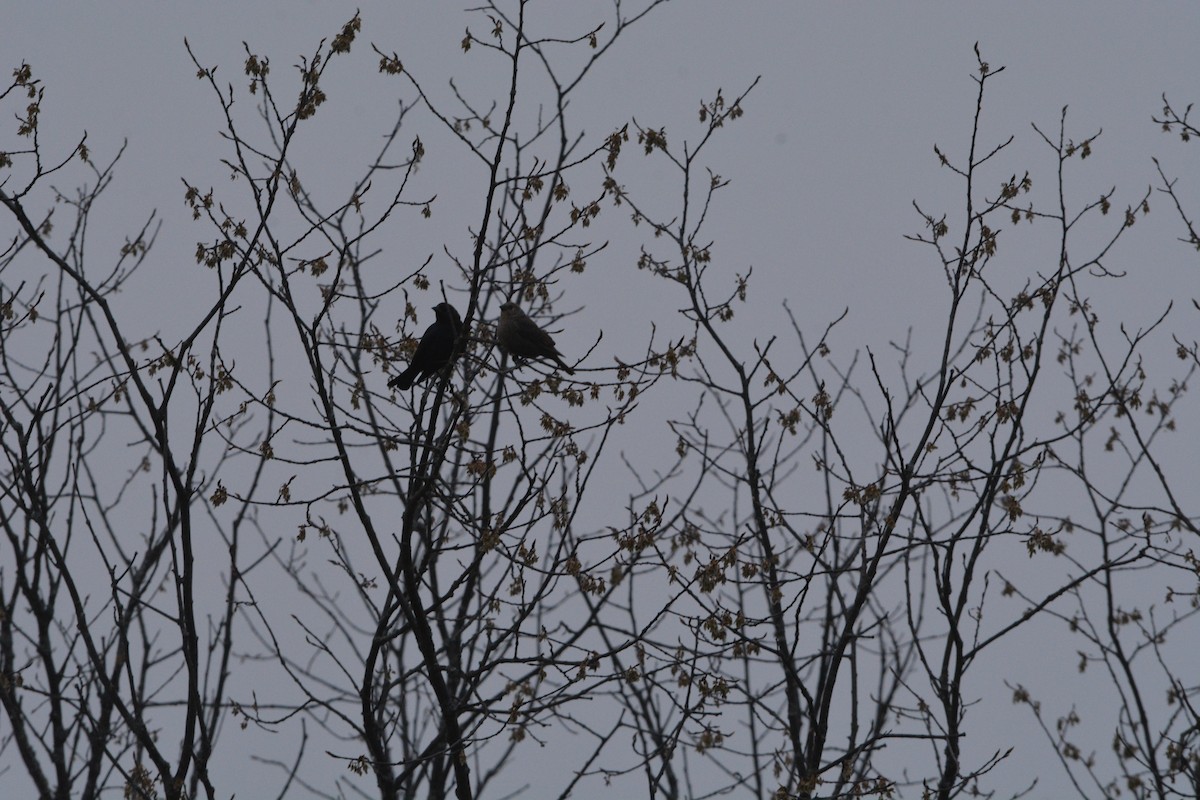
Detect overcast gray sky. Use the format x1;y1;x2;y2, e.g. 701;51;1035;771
3;2;1198;797
5;3;1195;339
7;3;1196;326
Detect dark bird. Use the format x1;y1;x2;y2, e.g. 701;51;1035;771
496;302;575;374
388;302;463;390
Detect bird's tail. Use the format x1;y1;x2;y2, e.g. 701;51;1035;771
389;367;418;390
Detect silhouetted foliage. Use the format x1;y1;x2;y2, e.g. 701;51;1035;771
1;8;1197;800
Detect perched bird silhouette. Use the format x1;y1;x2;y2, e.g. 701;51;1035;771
497;302;575;374
388;302;463;390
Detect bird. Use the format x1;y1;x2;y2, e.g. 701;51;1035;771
388;302;463;390
496;302;575;374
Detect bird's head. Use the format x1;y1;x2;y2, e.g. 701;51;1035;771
434;302;463;332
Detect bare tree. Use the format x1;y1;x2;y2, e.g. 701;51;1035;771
600;47;1199;800
2;5;676;798
2;10;1197;800
2;60;258;800
180;6;680;799
1004;89;1200;800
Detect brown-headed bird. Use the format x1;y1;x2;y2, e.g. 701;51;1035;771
388;302;463;390
497;302;575;374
